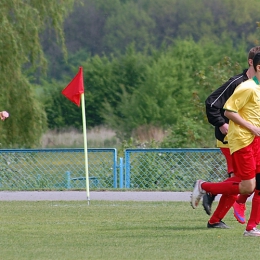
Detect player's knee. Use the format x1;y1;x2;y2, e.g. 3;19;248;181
240;179;255;194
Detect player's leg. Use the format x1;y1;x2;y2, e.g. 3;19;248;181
218;147;249;224
233;194;250;224
207;193;237;229
244;138;260;236
232;147;251;224
243;175;260;236
191;145;256;209
202;147;233;215
191;176;241;209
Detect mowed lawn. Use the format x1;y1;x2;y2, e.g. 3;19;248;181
0;200;258;260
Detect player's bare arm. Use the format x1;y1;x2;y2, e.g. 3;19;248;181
224;110;260;136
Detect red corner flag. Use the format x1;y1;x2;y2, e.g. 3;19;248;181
61;67;84;106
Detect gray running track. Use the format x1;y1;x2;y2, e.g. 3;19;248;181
0;191;224;201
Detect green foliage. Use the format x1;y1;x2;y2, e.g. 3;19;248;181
82;45;149;129
0;0;78;147
42;79;83;129
161;117;215;148
196;55;243;99
160;42;246;149
82;55;117;127
44;38;250;149
4;0;257;148
103;1;155;54
47;49;90;81
3;76;47;148
103;38;210;140
2;0;259;148
42;0;260;63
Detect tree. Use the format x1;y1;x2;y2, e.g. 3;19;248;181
103;1;155;54
101;38;249;146
104;39;208;139
0;0;78;147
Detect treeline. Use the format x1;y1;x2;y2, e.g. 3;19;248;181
1;0;259;148
0;0;76;149
43;0;260;80
40;0;260;148
43;38;246;148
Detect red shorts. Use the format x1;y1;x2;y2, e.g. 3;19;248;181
220;147;234;175
232;137;260;180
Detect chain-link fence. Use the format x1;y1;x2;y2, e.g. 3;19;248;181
124;148;227;191
0;148;117;190
0;148;227;191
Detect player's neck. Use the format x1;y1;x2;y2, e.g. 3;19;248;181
247;66;256;79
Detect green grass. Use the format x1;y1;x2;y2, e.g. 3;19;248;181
0;201;259;260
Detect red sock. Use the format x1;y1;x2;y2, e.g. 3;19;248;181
236;194;251;204
201;176;240;195
209;194;238;224
246;190;260;231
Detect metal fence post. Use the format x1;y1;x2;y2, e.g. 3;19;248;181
113;148;117;188
119;157;124;188
125;151;130;188
66;171;71;189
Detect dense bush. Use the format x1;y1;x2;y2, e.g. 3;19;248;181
43;38;246;148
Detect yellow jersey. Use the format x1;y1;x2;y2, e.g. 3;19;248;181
216;139;229;148
223;77;260;154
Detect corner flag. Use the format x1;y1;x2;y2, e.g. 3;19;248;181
61;67;84;106
61;66;90;202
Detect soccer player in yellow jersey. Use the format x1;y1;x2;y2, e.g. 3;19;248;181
203;46;260;228
191;52;260;236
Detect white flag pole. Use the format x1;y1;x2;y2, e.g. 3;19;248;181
81;93;90;203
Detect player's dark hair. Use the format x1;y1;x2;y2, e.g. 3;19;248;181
248;46;260;60
253;52;260;71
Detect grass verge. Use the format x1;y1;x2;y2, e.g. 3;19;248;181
0;201;258;260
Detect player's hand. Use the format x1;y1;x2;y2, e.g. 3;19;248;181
249;126;260;136
0;111;9;121
219;123;229;135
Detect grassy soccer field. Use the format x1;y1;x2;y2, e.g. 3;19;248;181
0;200;258;260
